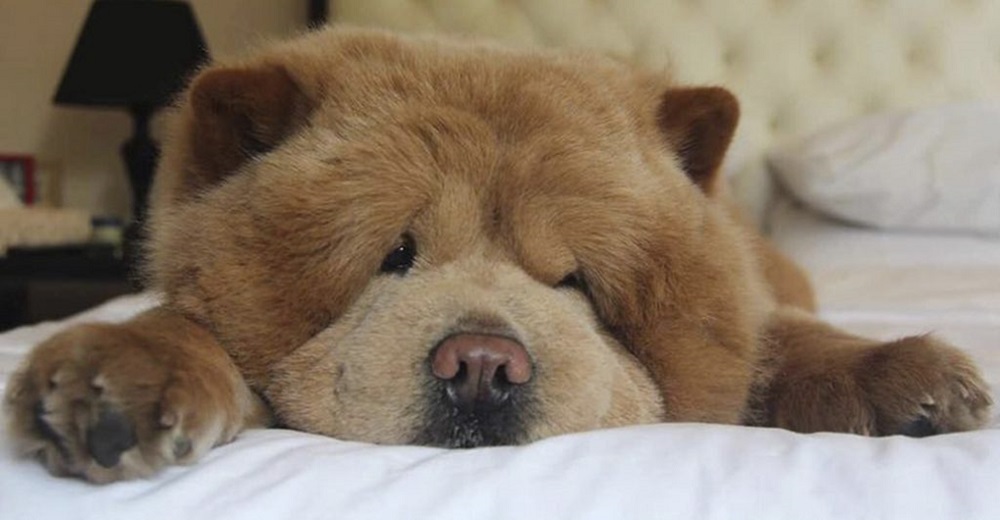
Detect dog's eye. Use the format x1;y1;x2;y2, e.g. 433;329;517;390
380;235;416;275
556;271;587;292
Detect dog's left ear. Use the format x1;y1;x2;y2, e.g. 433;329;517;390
656;87;739;194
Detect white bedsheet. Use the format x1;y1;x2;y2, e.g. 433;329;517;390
2;208;1000;519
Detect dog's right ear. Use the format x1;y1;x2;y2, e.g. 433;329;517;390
179;64;312;194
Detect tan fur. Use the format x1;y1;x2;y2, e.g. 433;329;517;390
4;27;990;483
761;308;991;434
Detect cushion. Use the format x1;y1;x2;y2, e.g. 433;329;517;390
767;102;1000;237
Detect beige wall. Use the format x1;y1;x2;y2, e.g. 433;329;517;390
0;0;307;219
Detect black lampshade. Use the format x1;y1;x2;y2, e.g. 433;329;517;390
54;0;208;108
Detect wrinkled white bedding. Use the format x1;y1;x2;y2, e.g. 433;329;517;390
2;205;999;520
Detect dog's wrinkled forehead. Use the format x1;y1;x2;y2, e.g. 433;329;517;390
267;91;661;277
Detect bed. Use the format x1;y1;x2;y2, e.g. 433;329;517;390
3;0;1000;518
2;203;999;519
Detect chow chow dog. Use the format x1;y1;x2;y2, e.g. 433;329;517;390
4;27;991;483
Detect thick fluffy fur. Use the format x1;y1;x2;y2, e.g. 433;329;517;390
4;28;991;482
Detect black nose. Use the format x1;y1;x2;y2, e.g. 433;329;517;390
430;334;532;410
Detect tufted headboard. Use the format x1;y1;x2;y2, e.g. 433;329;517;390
329;0;1000;221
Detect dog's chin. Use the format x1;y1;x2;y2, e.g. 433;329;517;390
413;386;536;448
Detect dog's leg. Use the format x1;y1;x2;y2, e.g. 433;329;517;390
755;307;992;436
3;307;270;483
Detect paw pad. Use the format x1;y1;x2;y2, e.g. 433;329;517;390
85;409;136;468
173;437;193;458
898;416;937;438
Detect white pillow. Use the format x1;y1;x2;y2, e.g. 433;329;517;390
767;102;1000;237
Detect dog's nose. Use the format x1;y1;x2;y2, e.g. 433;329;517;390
431;334;532;409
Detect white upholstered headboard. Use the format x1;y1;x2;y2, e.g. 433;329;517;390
330;0;1000;220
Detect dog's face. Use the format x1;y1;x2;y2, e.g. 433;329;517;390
148;29;766;447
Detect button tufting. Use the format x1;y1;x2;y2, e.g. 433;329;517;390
722;40;749;69
768;111;786;133
906;38;942;74
722;45;744;69
862;94;886;114
813;42;835;69
907;43;929;66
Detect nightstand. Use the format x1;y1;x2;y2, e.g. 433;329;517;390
0;244;139;331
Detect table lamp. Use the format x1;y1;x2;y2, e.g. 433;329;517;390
53;0;208;241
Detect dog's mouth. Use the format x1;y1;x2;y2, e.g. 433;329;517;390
413;380;536;448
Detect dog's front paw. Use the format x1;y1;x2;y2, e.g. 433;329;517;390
859;335;992;437
4;322;248;483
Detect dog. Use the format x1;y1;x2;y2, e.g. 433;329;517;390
4;27;991;483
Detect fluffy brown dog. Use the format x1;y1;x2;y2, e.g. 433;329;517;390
4;27;992;483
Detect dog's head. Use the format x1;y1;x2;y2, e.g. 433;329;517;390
147;28;767;447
